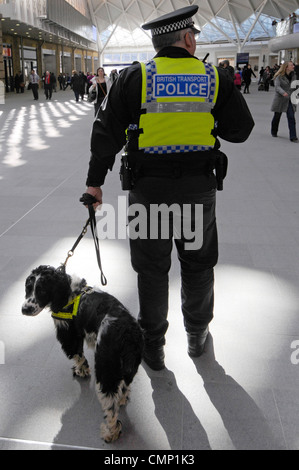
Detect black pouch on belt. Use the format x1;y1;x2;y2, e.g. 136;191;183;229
215;151;228;191
120;154;134;190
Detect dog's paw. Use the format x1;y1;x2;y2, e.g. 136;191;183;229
119;384;130;407
119;395;129;407
100;420;122;443
72;358;91;378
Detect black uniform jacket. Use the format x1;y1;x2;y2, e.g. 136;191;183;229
86;47;254;187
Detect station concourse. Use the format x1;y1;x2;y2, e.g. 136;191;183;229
0;84;298;450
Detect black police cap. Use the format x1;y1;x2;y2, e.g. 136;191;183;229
142;5;200;37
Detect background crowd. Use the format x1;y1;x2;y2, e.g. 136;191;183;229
9;60;299;118
8;68;119;98
218;59;299;94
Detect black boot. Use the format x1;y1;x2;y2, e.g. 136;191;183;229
187;328;209;357
143;344;165;371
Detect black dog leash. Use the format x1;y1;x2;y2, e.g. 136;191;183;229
81;193;107;286
61;194;107;286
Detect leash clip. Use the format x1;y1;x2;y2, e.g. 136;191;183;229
62;250;74;268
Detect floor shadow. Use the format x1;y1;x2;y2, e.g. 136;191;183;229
51;373;150;450
51;376;102;450
192;334;286;450
143;365;211;450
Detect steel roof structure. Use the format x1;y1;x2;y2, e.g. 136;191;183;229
86;0;299;51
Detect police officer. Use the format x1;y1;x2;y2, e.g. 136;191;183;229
84;6;254;370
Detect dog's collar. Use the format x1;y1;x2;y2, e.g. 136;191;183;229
51;294;82;321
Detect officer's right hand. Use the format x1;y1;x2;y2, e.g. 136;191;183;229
85;186;103;210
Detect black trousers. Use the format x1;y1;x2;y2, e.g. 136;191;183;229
128;175;218;347
31;83;39;100
271;101;297;140
44;84;53;100
243;81;251;93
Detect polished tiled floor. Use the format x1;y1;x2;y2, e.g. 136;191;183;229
0;81;298;450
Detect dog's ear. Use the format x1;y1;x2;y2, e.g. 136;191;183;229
50;271;72;314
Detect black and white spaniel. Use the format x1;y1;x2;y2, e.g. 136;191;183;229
22;265;144;443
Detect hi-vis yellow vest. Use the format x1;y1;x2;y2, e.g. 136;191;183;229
138;57;219;154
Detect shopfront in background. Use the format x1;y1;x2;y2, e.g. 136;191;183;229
2;44;38;91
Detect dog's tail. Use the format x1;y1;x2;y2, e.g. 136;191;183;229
120;326;144;382
121;346;142;380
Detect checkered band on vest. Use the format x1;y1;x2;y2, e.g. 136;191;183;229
151;17;193;36
128;124;138;130
145;60;157;103
204;63;216;103
144;145;213;154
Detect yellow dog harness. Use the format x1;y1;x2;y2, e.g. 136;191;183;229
51;294;82;320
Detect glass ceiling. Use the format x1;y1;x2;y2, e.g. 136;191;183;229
200;14;277;43
99;12;293;50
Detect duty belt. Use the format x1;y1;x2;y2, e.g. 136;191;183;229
135;161;213;179
130;151;216;178
125;150;228;190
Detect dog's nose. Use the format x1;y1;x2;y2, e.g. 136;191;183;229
22;303;36;316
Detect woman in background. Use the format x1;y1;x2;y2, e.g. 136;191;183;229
90;67;112;116
271;61;298;142
243;64;256;94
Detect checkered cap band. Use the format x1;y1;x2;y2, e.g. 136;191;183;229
152;17;194;36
